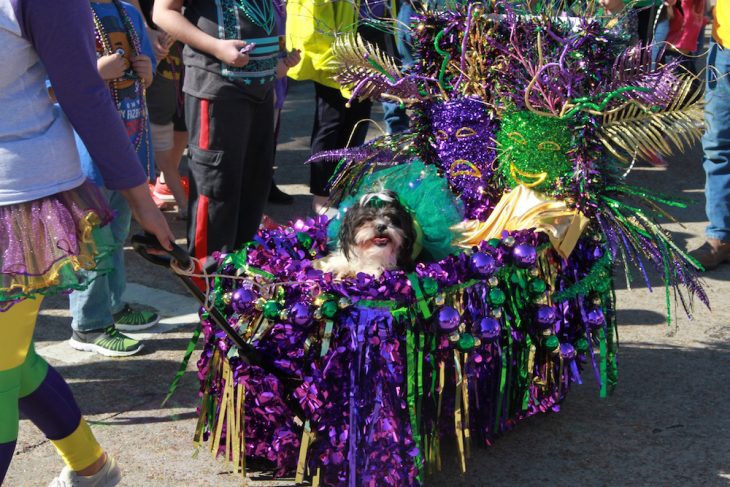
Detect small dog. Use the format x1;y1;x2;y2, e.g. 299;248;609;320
316;190;417;278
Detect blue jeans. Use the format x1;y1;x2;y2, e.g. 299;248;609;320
703;39;730;242
69;189;131;332
651;16;669;70
382;2;415;135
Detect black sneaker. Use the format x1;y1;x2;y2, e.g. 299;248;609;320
69;327;143;357
269;181;293;204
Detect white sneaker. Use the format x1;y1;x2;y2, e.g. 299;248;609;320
48;455;121;487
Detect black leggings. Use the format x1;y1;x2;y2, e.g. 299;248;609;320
309;82;373;196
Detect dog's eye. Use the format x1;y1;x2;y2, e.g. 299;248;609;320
538;140;561;152
435;130;449;141
455;127;477;139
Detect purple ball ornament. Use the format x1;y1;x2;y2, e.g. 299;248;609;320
535;305;558;328
289;302;313;326
559;343;576;360
512;243;537;268
470;252;497;277
436;306;461;334
231;287;257;315
476;317;501;341
585;308;606;328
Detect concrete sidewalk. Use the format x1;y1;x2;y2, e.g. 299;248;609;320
6;81;730;486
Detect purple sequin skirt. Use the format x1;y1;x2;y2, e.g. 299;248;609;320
0;180;114;310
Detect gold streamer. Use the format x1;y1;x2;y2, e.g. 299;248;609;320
461;352;471;459
233;382;244;475
211;361;231;458
527;344;536;384
453;352;466;473
295;421;314;484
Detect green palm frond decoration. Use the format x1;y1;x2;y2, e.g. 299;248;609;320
332;33;419;102
598;75;705;163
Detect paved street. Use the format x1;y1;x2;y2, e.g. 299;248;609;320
5;80;730;486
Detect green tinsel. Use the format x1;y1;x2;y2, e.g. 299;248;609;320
496;110;575;194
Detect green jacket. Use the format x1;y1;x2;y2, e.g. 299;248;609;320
285;0;358;93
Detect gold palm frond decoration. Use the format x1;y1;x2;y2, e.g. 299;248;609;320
332;33;420;102
598;75;705;163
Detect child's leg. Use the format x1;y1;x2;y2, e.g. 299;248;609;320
153;122;188;212
186;94;249;259
237;95;275;246
0;297;107;482
19;354;103;473
0;297;42;481
106;191;131;316
69;188;118;334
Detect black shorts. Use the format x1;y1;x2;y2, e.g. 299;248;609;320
147;76;186;132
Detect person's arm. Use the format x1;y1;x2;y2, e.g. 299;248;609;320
153;0;251;66
598;0;626;13
17;0;174;249
127;5;156;86
126;0;170;61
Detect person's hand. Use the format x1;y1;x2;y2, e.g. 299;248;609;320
97;53;129;81
598;0;624;13
213;39;251;67
147;28;170;60
276;49;301;78
121;183;175;251
131;54;154;87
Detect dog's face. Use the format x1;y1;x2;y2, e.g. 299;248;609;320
338;190;416;271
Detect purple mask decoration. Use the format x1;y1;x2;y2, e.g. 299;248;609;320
429;97;498;220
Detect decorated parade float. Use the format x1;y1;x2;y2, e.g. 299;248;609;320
183;2;708;485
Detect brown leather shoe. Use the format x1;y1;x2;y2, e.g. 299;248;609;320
689;238;730;271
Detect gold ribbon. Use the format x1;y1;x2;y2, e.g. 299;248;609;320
454;185;590;259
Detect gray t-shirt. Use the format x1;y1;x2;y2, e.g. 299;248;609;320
183;0;280;101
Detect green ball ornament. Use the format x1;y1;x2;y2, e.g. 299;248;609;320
529;279;547;295
422;277;439;297
222;292;233;305
488;288;506;305
575;337;589;353
296;232;313;249
263;300;281;320
321;300;339;319
457;333;477;352
543;335;560;351
487;238;501;248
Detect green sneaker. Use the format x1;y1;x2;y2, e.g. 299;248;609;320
69;327;143;357
113;304;160;331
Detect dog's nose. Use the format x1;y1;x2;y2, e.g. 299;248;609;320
376;223;388;234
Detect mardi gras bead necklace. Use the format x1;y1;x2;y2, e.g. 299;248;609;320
232;0;276;35
91;0;151;172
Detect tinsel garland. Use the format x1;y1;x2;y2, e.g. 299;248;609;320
187;2;708;485
193;218;618;485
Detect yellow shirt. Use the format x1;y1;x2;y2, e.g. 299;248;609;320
714;1;730;47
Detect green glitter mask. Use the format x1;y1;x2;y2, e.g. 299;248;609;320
496;111;575;194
